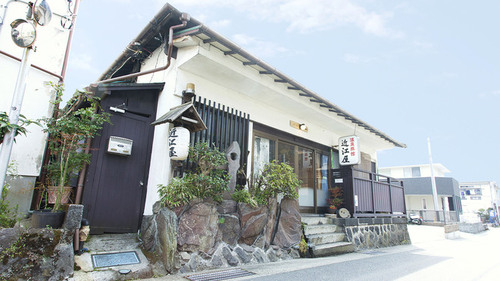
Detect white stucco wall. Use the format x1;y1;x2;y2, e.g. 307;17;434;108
406;194;448;211
135;36;398;215
0;1;73;213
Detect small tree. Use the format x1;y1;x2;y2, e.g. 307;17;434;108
253;160;300;204
39;83;110;211
233;160;301;206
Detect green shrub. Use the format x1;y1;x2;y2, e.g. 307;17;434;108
299;238;308;257
158;178;194;208
253;160;300;205
0;184;18;228
233;160;301;206
232;188;258;207
158;142;229;208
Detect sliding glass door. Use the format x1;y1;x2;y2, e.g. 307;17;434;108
316;153;329;208
276;143;314;207
253;132;333;213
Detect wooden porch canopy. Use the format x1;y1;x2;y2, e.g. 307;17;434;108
151;102;207;132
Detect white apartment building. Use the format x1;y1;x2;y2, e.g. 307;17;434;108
379;164;462;222
460;181;500;222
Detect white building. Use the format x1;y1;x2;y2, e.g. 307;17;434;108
460;181;500;222
0;0;78;214
79;4;406;234
379;164;462;222
378;163;450;178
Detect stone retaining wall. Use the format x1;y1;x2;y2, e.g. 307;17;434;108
0;204;83;280
141;198;302;273
459;222;486;234
332;218;411;250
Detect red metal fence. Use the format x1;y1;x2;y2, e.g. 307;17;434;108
331;167;406;218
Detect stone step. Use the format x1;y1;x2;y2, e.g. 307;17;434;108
304;224;340;236
311;242;355;257
307;232;346;245
301;216;330;226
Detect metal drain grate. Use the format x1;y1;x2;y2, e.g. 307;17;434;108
91;251;140;268
185;268;255;281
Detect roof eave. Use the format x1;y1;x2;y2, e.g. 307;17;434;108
98;4;406;149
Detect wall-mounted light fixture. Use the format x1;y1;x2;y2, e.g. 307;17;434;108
182;83;196;103
290;120;308;132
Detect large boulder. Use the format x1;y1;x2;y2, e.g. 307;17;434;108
218;214;240;247
273;198;301;248
177;202;219;253
140;215;157;252
238;203;268;246
0;228;74;281
264;198;278;248
156;208;178;272
217;200;237;214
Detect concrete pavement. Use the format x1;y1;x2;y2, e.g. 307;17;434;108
74;225;499;280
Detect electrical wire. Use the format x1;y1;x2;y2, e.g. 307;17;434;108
149;42;164;83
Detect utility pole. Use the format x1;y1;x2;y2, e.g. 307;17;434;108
0;47;32;193
427;137;440;220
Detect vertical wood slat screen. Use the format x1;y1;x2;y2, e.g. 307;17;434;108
191;96;250;170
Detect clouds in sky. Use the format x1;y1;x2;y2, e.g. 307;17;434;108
479;90;500;99
232;34;294;58
68;53;100;76
167;0;401;37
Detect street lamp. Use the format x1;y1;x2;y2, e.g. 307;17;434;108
0;0;52;196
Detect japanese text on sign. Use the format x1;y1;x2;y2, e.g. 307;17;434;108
168;127;190;160
169;128;179;158
338;135;360;166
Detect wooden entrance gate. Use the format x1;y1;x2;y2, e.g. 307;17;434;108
83;84;163;233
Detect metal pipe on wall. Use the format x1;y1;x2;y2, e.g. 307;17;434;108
92;14;190;86
60;0;81;81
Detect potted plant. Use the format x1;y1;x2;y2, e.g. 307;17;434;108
327;186;343;215
32;83;110;228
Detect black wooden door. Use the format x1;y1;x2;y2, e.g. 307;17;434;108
83;88;159;234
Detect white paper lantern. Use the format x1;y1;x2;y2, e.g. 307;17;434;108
169;127;190;160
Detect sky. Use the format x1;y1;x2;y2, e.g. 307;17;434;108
64;0;500;184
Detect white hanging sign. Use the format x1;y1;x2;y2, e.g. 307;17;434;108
339;135;360;166
169;127;190;160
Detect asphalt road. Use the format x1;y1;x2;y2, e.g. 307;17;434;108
238;225;500;281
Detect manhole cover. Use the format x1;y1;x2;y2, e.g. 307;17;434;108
186;268;255;281
91;251;140;268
